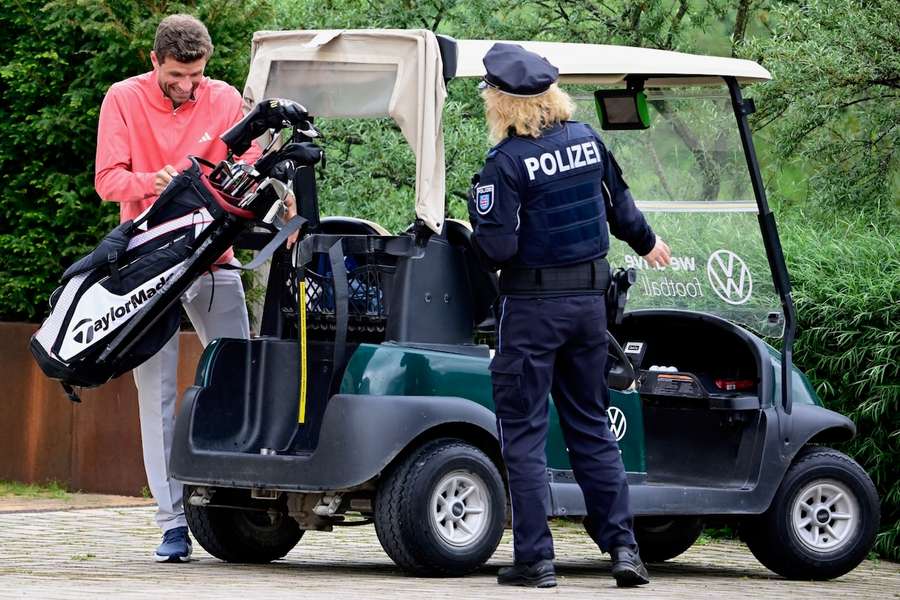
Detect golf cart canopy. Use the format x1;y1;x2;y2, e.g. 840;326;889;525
245;29;448;234
243;30;771;235
454;39;771;87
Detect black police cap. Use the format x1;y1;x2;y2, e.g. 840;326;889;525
481;43;559;97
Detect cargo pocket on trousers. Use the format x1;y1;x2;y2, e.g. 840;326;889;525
489;353;527;418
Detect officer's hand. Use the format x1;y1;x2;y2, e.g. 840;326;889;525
283;191;299;249
154;165;179;194
643;235;672;268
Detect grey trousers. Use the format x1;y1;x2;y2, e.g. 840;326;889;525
132;269;250;532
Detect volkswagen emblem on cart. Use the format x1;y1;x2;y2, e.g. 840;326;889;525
707;249;753;305
607;407;627;441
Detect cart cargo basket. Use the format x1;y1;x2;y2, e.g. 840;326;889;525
288;252;396;334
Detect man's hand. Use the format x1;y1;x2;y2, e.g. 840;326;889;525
642;235;672;268
283;191;299;249
153;165;179;195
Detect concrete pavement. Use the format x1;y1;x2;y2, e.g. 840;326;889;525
0;505;896;599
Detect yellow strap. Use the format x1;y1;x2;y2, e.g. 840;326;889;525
298;280;308;423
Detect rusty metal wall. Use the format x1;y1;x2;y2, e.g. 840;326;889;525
0;322;203;496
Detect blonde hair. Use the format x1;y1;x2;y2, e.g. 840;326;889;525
482;84;575;144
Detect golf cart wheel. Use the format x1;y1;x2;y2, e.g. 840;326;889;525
633;516;704;562
184;486;303;563
741;446;879;580
374;439;506;576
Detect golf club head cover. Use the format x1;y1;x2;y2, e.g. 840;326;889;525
254;142;323;178
220;98;310;156
275;142;323;167
268;159;296;184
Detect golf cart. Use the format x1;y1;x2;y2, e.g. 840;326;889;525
169;30;880;580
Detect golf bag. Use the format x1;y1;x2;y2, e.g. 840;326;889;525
30;99;318;398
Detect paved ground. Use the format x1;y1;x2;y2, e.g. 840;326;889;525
0;504;896;599
0;494;152;514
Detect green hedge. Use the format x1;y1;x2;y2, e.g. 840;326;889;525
0;0;271;322
781;214;900;560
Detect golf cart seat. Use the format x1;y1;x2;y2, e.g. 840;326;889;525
318;216;391;236
443;219;499;328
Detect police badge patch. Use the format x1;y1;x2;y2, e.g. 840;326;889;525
475;184;495;215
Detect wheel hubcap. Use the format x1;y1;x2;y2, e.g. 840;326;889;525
791;479;859;553
430;470;490;548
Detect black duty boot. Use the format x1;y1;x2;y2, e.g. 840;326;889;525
610;546;650;587
497;559;557;588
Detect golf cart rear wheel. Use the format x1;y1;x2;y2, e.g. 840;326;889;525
633;516;704;562
184;486;303;563
741;446;879;580
374;439;506;576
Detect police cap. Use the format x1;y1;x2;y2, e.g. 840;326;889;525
480;43;559;97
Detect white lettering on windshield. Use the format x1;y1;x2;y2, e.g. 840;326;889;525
639;276;705;298
624;254;697;272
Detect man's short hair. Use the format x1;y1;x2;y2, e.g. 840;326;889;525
153;14;214;64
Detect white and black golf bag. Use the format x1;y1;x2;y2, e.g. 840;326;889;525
30;99;320;399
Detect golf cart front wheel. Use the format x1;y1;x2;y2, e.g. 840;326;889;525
741;446;879;580
184;486;303;563
374;439;506;576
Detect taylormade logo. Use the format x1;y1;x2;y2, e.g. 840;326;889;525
70;275;171;344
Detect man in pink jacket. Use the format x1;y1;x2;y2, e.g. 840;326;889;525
95;14;259;563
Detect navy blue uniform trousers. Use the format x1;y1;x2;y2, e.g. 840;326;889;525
490;294;636;564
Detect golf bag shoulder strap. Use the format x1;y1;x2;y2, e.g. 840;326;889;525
219;214;309;272
61;382;81;403
192;156;218;170
328;240;349;389
61;221;133;281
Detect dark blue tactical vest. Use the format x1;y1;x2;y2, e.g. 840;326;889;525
496;122;609;268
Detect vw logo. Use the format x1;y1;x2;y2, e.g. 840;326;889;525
607;406;627;441
707;249;753;305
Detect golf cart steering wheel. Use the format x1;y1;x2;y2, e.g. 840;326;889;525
606;267;639;390
607;333;637;391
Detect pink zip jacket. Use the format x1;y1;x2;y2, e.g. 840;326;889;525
95;69;261;263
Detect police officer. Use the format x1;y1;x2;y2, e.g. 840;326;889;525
468;43;672;588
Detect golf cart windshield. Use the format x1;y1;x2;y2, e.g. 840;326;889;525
245;30;784;338
569;87;784;338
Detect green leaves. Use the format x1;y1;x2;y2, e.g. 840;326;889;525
744;0;900;225
0;0;273;322
784;215;900;559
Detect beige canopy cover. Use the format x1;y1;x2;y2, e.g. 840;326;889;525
244;29;448;233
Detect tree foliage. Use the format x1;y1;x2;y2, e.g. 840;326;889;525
0;0;271;321
744;0;899;223
784;215;900;560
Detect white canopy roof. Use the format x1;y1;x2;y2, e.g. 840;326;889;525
454;39;771;87
243;30;771;234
